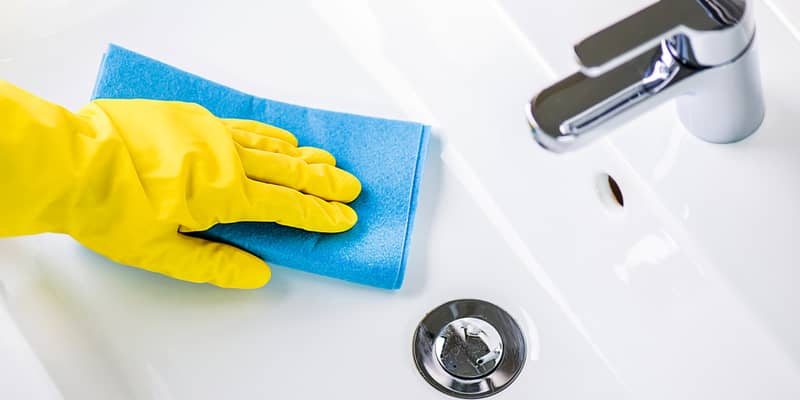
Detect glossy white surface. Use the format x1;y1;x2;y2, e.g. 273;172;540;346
1;0;799;398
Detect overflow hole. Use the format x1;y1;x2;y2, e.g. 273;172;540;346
596;173;624;213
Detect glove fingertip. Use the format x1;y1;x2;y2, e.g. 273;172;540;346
298;147;336;166
335;170;362;203
325;202;359;233
235;266;271;289
211;249;271;289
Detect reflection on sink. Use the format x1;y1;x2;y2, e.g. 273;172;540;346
1;0;800;399
613;232;679;284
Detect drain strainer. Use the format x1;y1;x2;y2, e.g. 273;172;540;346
413;299;526;398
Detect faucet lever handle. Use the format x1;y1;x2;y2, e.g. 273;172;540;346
574;0;752;77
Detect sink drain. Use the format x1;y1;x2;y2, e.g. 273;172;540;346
413;299;526;398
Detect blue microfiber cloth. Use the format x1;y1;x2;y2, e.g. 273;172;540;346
91;44;429;289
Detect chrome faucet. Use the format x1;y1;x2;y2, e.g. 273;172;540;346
527;0;764;153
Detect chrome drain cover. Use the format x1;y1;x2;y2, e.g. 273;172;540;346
434;317;504;379
413;299;526;398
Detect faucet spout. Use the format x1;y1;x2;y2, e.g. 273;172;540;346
528;41;693;152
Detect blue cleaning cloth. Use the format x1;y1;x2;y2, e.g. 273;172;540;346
92;45;429;289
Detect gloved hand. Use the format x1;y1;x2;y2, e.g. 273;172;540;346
0;81;361;288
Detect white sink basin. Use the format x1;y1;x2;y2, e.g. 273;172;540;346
1;0;799;398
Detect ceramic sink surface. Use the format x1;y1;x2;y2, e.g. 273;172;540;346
1;0;799;398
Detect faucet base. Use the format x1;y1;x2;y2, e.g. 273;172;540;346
676;38;765;144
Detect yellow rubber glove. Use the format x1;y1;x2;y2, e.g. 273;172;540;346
0;81;361;288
